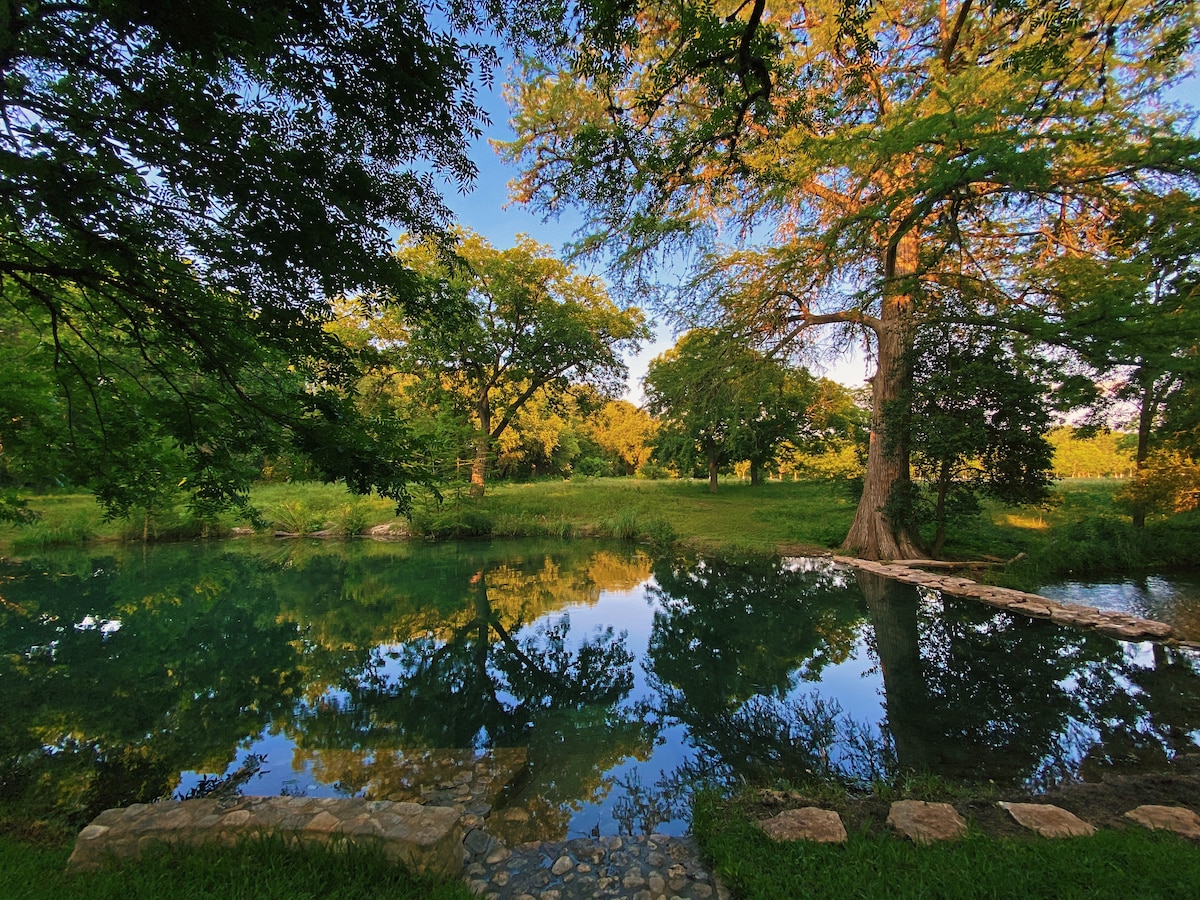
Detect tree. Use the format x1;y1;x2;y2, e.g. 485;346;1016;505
503;0;1200;558
904;324;1055;556
777;379;868;481
383;231;648;495
0;1;530;517
1045;190;1200;525
645;328;817;491
586;400;659;476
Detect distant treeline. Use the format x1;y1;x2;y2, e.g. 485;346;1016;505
1048;429;1136;479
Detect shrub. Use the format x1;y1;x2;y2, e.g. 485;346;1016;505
267;501;321;534
1114;451;1200;520
409;505;494;539
334;504;372;536
636;461;671;480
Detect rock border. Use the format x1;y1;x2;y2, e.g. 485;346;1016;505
757;797;1200;845
832;556;1186;645
67;796;463;878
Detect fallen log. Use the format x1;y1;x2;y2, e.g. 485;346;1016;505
890;553;1026;569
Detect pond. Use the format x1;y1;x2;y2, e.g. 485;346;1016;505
3;539;1199;841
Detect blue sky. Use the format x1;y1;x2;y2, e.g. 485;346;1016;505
440;60;1199;401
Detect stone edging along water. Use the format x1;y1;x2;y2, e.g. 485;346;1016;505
66;797;730;899
830;555;1194;647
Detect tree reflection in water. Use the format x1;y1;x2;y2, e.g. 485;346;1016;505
0;542;650;834
644;557;1200;805
3;542;1200;839
645;555;885;791
854;571;1200;790
281;555;651;842
0;548;311;827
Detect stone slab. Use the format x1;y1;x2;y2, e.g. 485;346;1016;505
999;802;1095;838
758;808;847;844
887;800;967;844
67;797;463;878
1125;805;1200;839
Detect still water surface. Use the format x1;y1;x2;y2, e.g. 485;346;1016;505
3;539;1198;840
1037;573;1200;641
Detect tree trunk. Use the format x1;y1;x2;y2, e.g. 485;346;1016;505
470;394;491;498
1132;372;1158;529
842;227;925;560
931;458;952;557
750;459;762;486
707;451;719;493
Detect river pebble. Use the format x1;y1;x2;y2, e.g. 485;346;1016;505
463;831;730;900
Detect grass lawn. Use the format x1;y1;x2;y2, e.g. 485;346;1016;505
693;792;1200;900
0;833;472;900
481;476;859;551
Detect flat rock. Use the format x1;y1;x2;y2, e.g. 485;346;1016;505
757;808;847;844
1125;805;1200;839
999;802;1095;838
887;801;967;844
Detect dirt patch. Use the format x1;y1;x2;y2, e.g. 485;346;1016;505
745;755;1200;841
1032;755;1200;832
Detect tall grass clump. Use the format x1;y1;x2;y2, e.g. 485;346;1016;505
491;513;576;539
606;506;642;541
115;506;227;542
408;502;494;539
9;514;96;552
602;506;676;546
267;501;321;535
333;503;372;536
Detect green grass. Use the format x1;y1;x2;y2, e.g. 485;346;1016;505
479;477;858;552
938;479;1200;587
693;792;1200;900
0;833;472;900
4;477;1199;586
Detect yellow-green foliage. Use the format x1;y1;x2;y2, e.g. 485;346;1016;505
778;441;864;481
1049;428;1135;479
1115;450;1200;519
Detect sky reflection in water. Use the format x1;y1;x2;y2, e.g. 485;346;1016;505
2;539;1198;839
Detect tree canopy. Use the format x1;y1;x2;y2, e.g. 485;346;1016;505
503;0;1200;557
904;324;1055;555
363;231;648;495
1044;190;1200;523
645;328;822;491
0;0;527;519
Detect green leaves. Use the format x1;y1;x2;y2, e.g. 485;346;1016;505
368;230;649;491
0;1;529;514
645;328;824;487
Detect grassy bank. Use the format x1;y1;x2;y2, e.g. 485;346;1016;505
693;791;1200;900
0;833;471;900
0;477;860;556
4;477;1198;584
